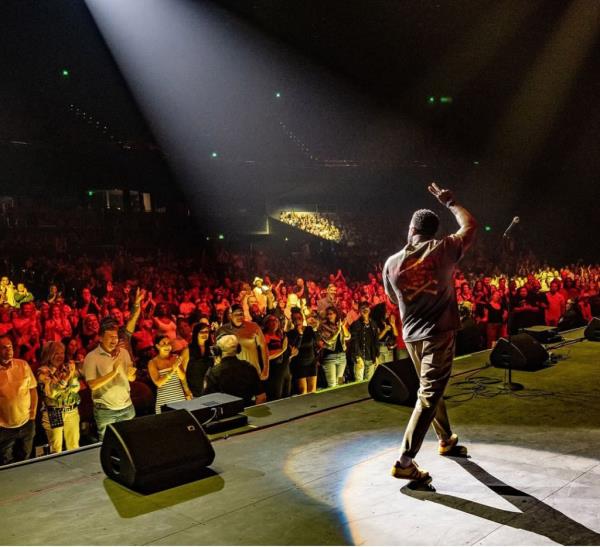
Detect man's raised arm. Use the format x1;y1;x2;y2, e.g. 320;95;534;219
428;182;478;251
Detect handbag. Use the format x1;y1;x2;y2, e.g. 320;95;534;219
46;406;64;429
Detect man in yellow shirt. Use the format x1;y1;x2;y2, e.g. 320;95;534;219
0;335;38;465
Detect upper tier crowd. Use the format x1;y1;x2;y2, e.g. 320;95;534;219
279;211;345;243
1;249;599;465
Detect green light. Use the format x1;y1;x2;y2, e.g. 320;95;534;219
61;69;70;77
218;234;224;240
473;161;480;165
428;96;436;104
485;225;492;232
275;92;282;98
440;96;453;104
87;190;94;197
211;151;218;158
206;236;210;241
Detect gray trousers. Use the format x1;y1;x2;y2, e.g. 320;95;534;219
401;330;455;459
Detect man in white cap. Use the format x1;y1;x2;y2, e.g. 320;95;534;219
203;335;266;406
216;304;269;380
252;277;268;314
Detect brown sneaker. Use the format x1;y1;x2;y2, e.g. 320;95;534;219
391;461;431;482
439;433;459;455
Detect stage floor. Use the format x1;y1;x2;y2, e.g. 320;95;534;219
1;329;600;546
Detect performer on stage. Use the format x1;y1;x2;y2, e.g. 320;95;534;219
383;182;478;482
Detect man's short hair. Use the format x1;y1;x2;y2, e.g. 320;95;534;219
99;317;120;335
217;334;239;355
230;304;243;314
411;209;440;237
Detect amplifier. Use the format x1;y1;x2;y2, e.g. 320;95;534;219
164;393;246;424
522;325;561;344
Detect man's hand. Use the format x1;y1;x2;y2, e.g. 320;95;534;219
134;287;145;307
172;356;184;371
428;182;455;207
127;366;137;382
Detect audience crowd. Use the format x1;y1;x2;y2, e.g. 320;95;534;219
279;211;345;243
1;242;599;465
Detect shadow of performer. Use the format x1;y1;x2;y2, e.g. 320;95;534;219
401;456;600;546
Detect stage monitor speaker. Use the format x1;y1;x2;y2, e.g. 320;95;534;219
490;333;549;371
584;317;600;341
368;358;419;407
101;409;215;493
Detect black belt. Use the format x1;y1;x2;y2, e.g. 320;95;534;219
94;402;130;411
47;405;78;412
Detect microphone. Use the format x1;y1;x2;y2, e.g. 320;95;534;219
503;216;520;238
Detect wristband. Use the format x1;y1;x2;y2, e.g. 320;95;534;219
446;200;456;208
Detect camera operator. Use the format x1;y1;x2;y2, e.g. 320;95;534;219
203;335;266;406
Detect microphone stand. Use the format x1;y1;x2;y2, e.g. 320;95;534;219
503;225;524;391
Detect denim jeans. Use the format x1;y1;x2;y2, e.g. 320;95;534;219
94;404;136;441
0;420;35;465
354;358;375;382
321;352;346;387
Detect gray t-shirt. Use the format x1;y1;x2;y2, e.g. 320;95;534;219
383;234;464;343
83;345;133;410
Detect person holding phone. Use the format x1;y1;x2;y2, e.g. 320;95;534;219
287;309;318;395
36;341;80;453
317;306;351;388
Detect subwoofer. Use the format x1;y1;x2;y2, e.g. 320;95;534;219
490;333;549;370
368;358;419;406
584;317;600;341
101;409;215;493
